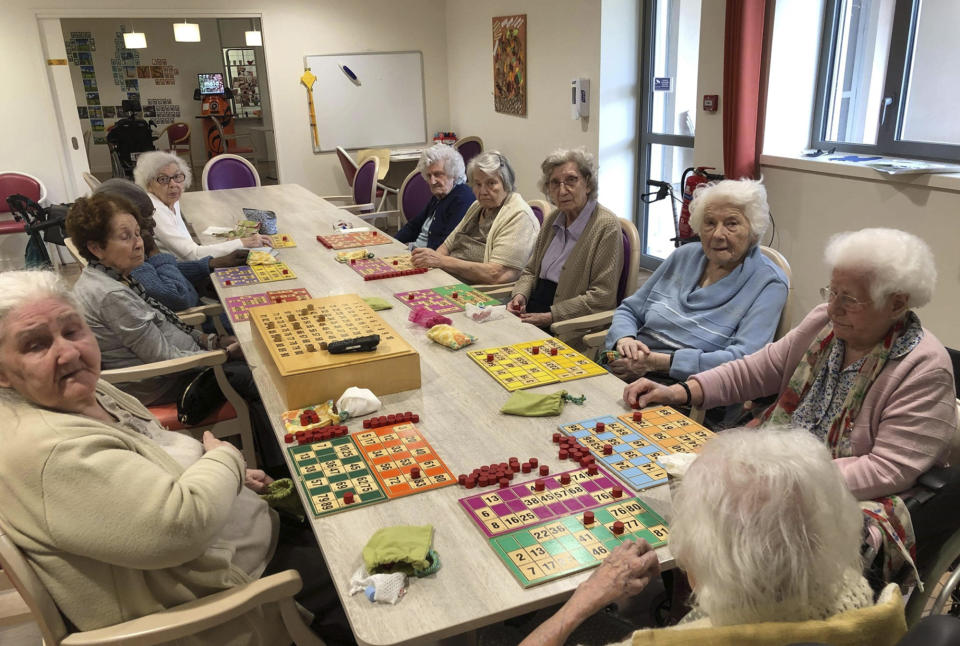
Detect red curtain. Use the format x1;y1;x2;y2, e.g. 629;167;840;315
722;0;773;179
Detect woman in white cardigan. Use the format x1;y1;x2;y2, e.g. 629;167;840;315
411;151;540;284
133;151;272;261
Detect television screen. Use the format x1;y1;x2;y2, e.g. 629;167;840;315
198;72;225;95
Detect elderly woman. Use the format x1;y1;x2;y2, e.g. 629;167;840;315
605;179;788;383
395;144;474;249
0;271;352;644
507;148;624;329
94;178;247;312
411;151;539;284
134;151;272;261
626;228;957;582
518;428;903;646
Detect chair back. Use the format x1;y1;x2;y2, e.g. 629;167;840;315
527;199;549;225
165;122;190;147
398;170;432;223
336;146;358;187
0;172;46;214
0;516;69;645
617;216;642;304
81;172;101;191
453;136;483;166
201;154;261;191
352;156;379;212
64;237;87;266
759;245;793;340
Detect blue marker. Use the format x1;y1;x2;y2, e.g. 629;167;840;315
341;65;358;82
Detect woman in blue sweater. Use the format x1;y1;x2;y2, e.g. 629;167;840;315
605;179;788;383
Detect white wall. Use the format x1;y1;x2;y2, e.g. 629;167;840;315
0;0;451;205
692;0;724;168
444;0;602;204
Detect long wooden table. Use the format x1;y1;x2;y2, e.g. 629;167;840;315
181;184;675;646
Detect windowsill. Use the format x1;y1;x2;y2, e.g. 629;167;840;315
760;152;960;193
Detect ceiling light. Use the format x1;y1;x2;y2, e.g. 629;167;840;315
245;30;262;47
174;21;201;42
123;31;147;49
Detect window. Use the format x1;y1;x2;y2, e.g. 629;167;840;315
637;0;701;266
812;0;960;161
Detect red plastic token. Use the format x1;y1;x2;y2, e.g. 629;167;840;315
603;444;613;455
539;465;550;476
521;462;531;473
224;280;232;285
550;347;559;356
559;449;568;460
611;486;623;498
343;491;354;504
529;457;539;467
452;292;458;299
284;433;294;443
596;421;605;431
531;346;540;355
584;511;595;525
534;479;545;491
560;473;571;485
587;464;599;475
499;478;509;488
487;353;495;363
465;478;476;489
552;433;561;443
412;414;419;422
613;520;625;535
633;411;643;422
410;467;421;479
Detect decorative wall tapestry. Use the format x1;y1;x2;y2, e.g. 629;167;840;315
492;14;526;117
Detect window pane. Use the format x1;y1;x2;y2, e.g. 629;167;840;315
823;0;895;144
644;143;693;259
900;0;960;145
650;0;701;136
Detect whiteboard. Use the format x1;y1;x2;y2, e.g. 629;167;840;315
304;51;427;152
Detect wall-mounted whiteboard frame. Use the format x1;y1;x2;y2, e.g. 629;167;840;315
303;51;427;153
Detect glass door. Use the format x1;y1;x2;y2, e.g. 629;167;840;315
223;48;262;118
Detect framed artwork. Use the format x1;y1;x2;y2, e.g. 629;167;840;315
492;14;526;117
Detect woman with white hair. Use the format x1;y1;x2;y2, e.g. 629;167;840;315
395;144;474;249
411;151;539;284
508;148;624;330
519;428;904;646
626;228;958;583
134;151;272;261
605;179;788;383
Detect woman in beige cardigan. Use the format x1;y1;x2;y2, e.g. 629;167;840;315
507;148;624;329
411;151;539;284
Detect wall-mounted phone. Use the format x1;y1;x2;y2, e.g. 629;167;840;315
571;78;590;120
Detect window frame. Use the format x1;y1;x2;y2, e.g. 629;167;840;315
810;0;960;162
635;0;696;271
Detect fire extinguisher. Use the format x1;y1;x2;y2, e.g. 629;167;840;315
678;166;724;241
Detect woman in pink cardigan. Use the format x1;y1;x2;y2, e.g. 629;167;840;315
625;228;957;584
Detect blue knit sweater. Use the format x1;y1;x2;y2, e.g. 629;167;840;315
605;243;788;380
129;253;209;311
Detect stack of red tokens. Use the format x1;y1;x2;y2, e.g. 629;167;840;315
458;457;539;488
298;409;321;426
285;424;349;445
553;434;598;470
363;412;419;428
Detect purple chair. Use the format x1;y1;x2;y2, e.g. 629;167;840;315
322;156;379;215
399;170;432;223
201;154;261;191
527;199;549;226
453;136;483;167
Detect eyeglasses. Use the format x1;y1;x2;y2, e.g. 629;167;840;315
548;175;581;191
155;173;186;185
820;286;871;311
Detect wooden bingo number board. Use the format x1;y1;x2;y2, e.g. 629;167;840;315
316;230;391;249
558;407;715;492
394;283;500;315
353;422;455;496
287;422;454;517
488;497;668;588
466;338;607;391
459;465;635;539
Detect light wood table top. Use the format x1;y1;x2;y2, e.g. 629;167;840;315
180;184;675;646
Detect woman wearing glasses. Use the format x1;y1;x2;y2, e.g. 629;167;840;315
604;179;788;384
411;151;539;284
134;151;272;261
507;148;623;331
626;228;957;584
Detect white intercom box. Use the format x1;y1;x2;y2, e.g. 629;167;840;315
571;78;589;119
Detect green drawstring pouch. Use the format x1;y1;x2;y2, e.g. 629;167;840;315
598;350;621;366
362;525;439;576
362;296;392;311
500;390;586;417
259;478;305;521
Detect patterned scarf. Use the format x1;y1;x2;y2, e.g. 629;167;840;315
761;311;922;589
89;260;197;336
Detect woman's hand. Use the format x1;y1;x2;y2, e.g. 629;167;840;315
616;337;650;360
410;247;445;269
241;234;273;248
506;294;527;315
520;311;553;328
609;356;650;381
210;249;250;269
244;469;274;493
572;540;659;613
623;378;693;409
202;430;232;453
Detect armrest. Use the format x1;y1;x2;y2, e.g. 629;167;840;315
339;204;376;214
178;302;226;335
473;281;517;294
320;195;353;204
61;570;303;646
100;350;227;383
178;303;224;318
918;465;960;494
179;312;206;327
550;310;614;338
377;182;398;194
